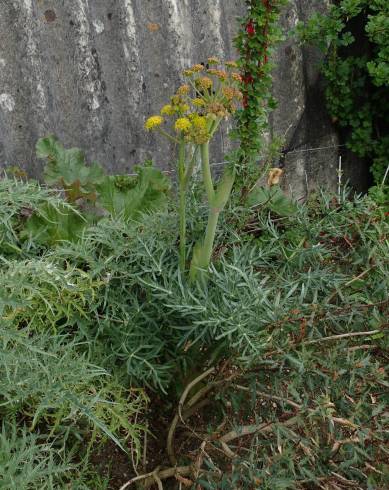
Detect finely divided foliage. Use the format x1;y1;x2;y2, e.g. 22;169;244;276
2;171;388;487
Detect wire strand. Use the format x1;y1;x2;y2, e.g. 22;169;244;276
126;144;346;176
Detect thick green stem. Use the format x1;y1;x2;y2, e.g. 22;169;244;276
202;209;220;270
157;128;180;144
190;165;235;283
178;141;186;272
200;142;215;202
189;207;220;284
184;146;200;189
190;135;235;283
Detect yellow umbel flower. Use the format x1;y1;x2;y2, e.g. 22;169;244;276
177;84;190;96
171;95;182;106
208;56;220;65
231;72;243;82
208;69;228;80
222;87;235;100
191;64;205;72
191;114;207;130
192;98;206;107
183;69;194;77
188;114;209;144
144;115;164;130
196;77;213;90
207;102;228;119
161;104;175;116
175;117;192;133
178;104;190;113
225;60;238;68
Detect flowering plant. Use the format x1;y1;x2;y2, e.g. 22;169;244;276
145;58;243;282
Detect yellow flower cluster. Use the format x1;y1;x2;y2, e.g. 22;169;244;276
161;98;190;117
175;117;192;133
188;113;209;144
207;56;220;65
144;115;163;130
207;69;228;80
177;84;190;96
192;97;206;107
170;95;181;106
195;77;213;91
191;64;205;72
222;87;235;100
207;102;229;119
231;72;243;82
161;104;175;116
190;113;207;130
222;87;243;101
144;59;243;141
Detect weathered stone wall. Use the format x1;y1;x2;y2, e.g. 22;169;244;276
0;0;245;176
0;1;363;196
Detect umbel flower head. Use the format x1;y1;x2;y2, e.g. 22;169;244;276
145;115;163;130
144;58;243;142
195;77;213;91
189;114;209;144
192;98;206;107
175;117;192;134
191;64;205;72
207;69;228;80
177;84;190;96
225;60;238;69
161;104;175;116
207;56;220;65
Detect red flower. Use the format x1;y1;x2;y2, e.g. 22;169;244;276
246;20;255;37
243;74;254;84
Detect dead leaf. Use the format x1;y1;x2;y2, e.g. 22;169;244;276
267;168;283;187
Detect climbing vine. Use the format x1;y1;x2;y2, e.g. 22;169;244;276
298;0;389;196
234;0;287;181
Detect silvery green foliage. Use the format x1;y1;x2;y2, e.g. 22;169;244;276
49;187;388;392
0;423;72;490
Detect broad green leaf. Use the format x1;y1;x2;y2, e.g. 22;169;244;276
246;185;298;216
36;136;105;202
96;164;171;219
21;203;87;245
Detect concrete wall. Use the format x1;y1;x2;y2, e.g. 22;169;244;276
0;1;362;197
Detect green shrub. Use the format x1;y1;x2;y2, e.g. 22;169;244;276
0;323;145;451
298;1;389;198
0;423;73;490
46;186;388;393
0;178;78;255
0;257;100;332
1;175;387;488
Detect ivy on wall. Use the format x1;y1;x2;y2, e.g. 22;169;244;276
234;0;287;181
298;0;389;193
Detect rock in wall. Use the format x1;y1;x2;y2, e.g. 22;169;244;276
0;0;361;195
